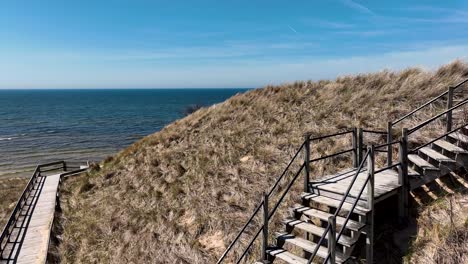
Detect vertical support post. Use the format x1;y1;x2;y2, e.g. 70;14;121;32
398;129;409;222
366;146;375;264
446;86;454;133
327;216;336;264
304;135;310;193
262;193;269;263
352;127;358;168
387;121;393;167
358;128;363;165
63;161;67;172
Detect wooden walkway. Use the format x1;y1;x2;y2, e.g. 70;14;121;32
1;161;87;264
16;174;60;264
0;174;60;264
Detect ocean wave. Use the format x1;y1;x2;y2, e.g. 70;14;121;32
0;137;15;141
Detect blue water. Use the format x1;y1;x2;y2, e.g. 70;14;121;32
0;89;248;178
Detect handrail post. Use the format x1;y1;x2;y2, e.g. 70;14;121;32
304;135;310;193
387;121;392;167
446;86;454;133
352;127;358;168
358;128;363;165
262;193;269;263
327;216;336;264
366;146;374;264
398;129;409;222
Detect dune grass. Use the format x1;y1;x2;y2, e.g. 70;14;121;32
44;61;468;263
0;177;28;228
405;189;468;263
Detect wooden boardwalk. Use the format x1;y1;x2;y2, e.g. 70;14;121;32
16;174;60;264
0;174;60;264
1;161;87;264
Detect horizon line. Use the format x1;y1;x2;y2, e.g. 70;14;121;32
0;87;254;90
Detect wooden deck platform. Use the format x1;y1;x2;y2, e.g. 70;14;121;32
311;168;401;204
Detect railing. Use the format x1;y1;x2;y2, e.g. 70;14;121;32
217;129;359;263
216;142;306;264
307;148;372;264
0;161;88;261
317;136;408;264
386;78;468;166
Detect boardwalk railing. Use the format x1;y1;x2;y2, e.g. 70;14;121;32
387;78;468;166
217;129;359;263
0;161;88;262
307;147;372;264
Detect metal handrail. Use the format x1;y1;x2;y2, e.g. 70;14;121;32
408;98;467;134
410;122;468;153
216;143;305;264
308;129;354;141
392;78;468;126
323;168;372;263
362;129;387;135
0;166;40;253
309;148;355;163
374;140;400;150
0;161;88;258
235;163;306;264
306;149;370;264
218;129;358;263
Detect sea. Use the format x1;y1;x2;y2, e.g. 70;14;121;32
0;88;249;178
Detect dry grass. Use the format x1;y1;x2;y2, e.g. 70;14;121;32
50;61;468;263
0;177;28;228
405;190;468;263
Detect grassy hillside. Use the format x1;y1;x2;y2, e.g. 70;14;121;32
0;177;28;228
54;61;468;263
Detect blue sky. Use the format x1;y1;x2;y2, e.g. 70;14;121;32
1;0;468;88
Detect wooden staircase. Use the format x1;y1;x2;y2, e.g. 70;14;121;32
217;79;467;264
265;126;468;264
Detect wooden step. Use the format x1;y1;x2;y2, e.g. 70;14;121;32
448;132;468;144
408;154;440;177
302;193;370;216
292;205;365;232
267;248;307;264
433;140;468;154
283;218;357;247
408;167;422;178
275;233;347;263
418;147;457;164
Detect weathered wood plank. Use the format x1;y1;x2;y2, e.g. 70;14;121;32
16;174;61;264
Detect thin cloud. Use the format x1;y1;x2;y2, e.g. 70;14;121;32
288;25;298;34
342;0;374;15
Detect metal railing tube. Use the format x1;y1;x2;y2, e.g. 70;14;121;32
366;146;375;263
358;128;364;165
392;90;449;125
408;98;468;134
262;193;269;262
216;203;263;264
304;136;310;192
398;130;409;220
410;123;468;153
268;143;305;196
327;216;336;264
307;150;370;264
352;128;358;168
236;226;263;264
446;86;454;132
387;121;393;167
